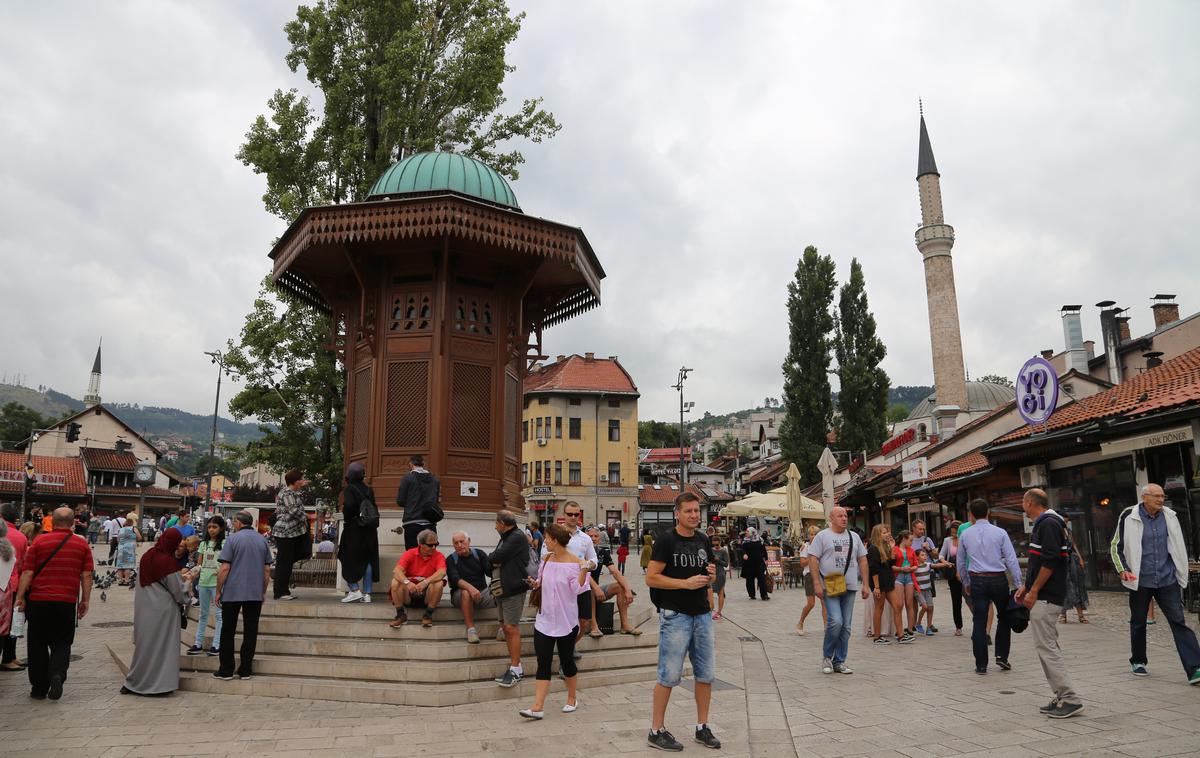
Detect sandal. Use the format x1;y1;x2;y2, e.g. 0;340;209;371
1078;616;1089;624
618;627;643;636
588;630;604;638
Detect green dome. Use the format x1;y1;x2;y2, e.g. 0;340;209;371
366;151;520;210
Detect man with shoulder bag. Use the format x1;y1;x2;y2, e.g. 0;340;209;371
448;530;495;644
808;507;869;676
15;507;94;701
489;510;532;688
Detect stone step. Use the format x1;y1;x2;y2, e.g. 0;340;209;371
187;627;657;661
178;645;661;684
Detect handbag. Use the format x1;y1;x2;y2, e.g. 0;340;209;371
822;532;859;598
488;578;504;597
528;559;546;610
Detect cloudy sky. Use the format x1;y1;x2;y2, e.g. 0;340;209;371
2;2;1198;424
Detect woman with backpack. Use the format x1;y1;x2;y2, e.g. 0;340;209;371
340;462;380;604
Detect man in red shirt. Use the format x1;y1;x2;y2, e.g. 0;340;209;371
1;502;29;671
15;507;94;701
389;529;446;629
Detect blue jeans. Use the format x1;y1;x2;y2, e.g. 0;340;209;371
968;575;1011;670
1129;584;1200;676
195;585;223;650
657;609;714;687
349;564;373;594
822;591;856;665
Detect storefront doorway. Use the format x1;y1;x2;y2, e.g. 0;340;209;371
1145;441;1198;558
1049;458;1138;589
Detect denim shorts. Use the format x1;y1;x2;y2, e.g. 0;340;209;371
896;573;913;586
657;609;714;687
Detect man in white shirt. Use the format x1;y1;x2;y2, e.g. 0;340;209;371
103;515;126;565
540;502;597;652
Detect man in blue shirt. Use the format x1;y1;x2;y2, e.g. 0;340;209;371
213;511;273;681
1111;483;1200;685
957;499;1022;675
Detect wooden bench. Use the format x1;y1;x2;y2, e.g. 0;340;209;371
271;552;339;587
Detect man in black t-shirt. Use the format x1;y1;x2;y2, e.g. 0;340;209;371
645;491;721;751
1015;488;1083;719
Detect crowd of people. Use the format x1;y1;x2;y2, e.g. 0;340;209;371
2;469;1196;753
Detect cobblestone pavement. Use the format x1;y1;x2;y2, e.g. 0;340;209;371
2;544;1199;757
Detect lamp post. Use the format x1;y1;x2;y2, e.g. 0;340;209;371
203;350;231;513
672;367;694;486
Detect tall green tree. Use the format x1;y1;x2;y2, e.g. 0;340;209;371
230;0;559;495
833;258;890;456
0;402;52;450
779;246;837;483
223;278;344;499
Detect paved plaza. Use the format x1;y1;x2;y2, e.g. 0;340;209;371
2;543;1199;757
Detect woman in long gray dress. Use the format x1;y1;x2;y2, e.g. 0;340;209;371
122;528;187;696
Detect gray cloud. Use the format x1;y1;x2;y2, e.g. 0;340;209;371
2;1;1197;426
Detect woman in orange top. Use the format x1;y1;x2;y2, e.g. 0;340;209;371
892;530;918;641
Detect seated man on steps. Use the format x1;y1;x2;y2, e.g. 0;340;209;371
390;529;446;629
586;526;642;637
447;530;495;644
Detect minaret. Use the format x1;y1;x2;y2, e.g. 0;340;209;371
914;110;968;437
83;340;102;407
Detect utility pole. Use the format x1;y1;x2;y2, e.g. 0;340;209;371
672;367;694;487
203;350;229;513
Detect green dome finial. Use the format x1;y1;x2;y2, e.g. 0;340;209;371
367;152;520;211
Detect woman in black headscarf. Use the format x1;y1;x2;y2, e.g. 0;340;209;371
740;527;770;600
339;462;380;603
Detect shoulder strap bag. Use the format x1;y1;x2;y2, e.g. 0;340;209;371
32;533;74;581
354;484;380;528
822;532;858;598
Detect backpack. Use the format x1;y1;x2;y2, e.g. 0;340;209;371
352;484;379;528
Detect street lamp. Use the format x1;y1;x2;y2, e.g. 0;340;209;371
203;350;237;513
672;367;694;486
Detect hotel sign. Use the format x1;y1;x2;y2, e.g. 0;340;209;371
1017;356;1059;426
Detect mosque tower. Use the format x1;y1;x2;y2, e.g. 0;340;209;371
915;110;968;437
83;340;102;407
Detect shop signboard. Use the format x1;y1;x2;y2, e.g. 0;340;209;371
901;458;929;482
1016;355;1059;426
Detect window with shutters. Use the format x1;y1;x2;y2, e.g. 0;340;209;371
608;462;621;485
555;417;562;438
522;464;529;485
523;420;529;442
454;295;494;335
535;461;542;484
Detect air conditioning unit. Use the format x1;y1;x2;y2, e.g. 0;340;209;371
599;474;609;483
536;437;547;447
1020;465;1048;488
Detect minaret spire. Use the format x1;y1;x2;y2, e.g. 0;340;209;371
913;109;967;437
84;339;102;407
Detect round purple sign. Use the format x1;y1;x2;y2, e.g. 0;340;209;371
1016;356;1059;426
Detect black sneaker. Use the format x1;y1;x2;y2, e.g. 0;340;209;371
695;725;721;749
873;637;892;645
206;648;220;657
185;645;204;656
212;672;234;681
47;676;63;701
1047;702;1084;719
647;729;684;752
996;658;1012;671
237;673;253;681
30;689;46;700
495;668;522;688
986;634;993;646
1038;698;1061;713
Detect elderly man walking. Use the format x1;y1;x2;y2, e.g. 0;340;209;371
957;499;1022;675
1112;483;1200;685
15;507;93;700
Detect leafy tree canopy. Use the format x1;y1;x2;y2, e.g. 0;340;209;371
0;402;53;451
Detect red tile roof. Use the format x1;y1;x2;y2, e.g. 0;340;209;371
642;448;692;464
994;346;1200;444
80;447;138;472
638;483;685;504
0;452;87;496
926;451;990;483
524;355;639;396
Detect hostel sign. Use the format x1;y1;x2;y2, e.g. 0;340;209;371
1016;356;1059;426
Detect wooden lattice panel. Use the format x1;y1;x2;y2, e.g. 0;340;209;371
504;372;519;456
449;362;492;450
350;367;372;453
384;361;429;448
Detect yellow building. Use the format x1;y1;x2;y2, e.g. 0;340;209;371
521;353;639;528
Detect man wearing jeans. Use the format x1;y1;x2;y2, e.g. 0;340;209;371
645;491;720;751
1111;483;1200;685
808;506;868;675
1015;488;1084;718
957;499;1023;675
214;511;273;681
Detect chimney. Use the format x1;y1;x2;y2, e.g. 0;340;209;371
1083;340;1095;359
1144;351;1164;370
1059;305;1089;374
1116;315;1132;343
1096;301;1123;384
1041;349;1055;360
584;352;595;362
555;355;566;363
607;355;618;361
1151;294;1180;329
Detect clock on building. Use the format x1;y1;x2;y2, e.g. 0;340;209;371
134;462;156;486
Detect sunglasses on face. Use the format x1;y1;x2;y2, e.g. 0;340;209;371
423;542;439;548
565;512;581;518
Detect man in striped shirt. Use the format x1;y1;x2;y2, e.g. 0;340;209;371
15;507;94;701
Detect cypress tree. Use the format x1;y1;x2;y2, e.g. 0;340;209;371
779;246;837;483
834;258;891;456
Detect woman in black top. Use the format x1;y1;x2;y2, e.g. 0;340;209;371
740;528;769;600
867;524;903;645
339;462;380;603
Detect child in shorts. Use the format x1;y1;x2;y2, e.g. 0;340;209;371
913;549;936;635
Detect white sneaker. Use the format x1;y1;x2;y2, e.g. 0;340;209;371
519;709;544;720
822;657;834;675
362;594;372;603
341;590;364;604
562;701;578;713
